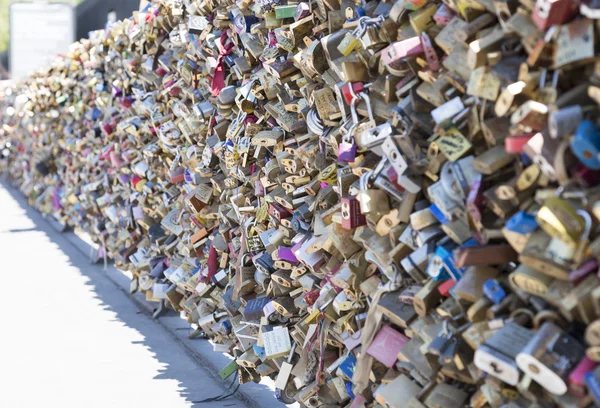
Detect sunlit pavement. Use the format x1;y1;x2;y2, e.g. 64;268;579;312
0;181;260;408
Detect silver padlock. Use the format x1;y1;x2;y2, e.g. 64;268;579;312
356;123;393;153
357;160;389;215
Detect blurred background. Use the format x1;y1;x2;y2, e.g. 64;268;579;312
0;0;143;80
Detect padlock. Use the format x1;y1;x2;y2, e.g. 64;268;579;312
503;211;538;253
549;105;583;139
381;37;424;66
483;279;507;305
475;322;532;386
517;322;586;395
356;164;389;215
341;82;365;106
356;122;393;153
353;92;377;142
536;69;559;105
338;125;357;163
337;30;361;57
427;239;462;280
571;120;600;170
420;32;440;72
495;81;529;117
532;0;580;31
511;100;548;131
433;4;455;26
341;196;366;230
401;243;434;284
520;230;575;280
536;194;585;247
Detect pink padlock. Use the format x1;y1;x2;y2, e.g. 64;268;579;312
122;149;139;163
381;34;439;72
101;122;113;137
381;37;423;66
569;357;598;397
110;151;123;167
420;32;439;71
433;4;455;26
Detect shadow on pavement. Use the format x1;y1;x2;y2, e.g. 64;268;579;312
0;177;268;408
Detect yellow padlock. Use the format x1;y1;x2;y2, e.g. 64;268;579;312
536;197;584;247
409;3;438;34
337;31;361;56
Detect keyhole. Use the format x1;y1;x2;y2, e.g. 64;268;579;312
490;362;503;374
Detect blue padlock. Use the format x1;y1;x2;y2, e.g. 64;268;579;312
429;203;449;224
427;245;453;280
571;120;600;170
520;153;532;167
585;369;600;406
253;344;266;360
339;354;357;378
184;168;195;184
346;382;355;399
428;239;476;281
505;211;538;234
91;107;102;121
215;320;232;335
483;279;506;304
443;239;478;281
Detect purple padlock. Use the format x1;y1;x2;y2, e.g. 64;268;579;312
338;141;357;162
338;127;357;162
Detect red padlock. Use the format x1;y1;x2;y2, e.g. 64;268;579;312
505;133;535;154
532;0;579;31
268;203;291;222
341;196;366;230
573;162;600;186
342;82;365;105
467;179;484;223
385;167;406;192
438;279;456;296
420;32;439;72
101;122;113;137
170;167;185;184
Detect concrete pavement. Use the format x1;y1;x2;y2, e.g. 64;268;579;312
0;179;281;408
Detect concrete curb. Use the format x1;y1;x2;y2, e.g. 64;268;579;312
1;179;283;408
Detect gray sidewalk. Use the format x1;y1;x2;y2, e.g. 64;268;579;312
0;179;283;408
